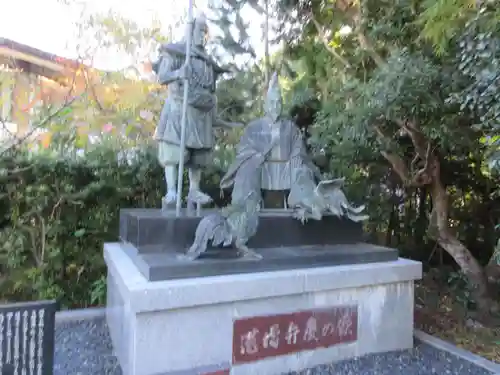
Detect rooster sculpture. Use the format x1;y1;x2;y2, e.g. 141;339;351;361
288;166;369;224
185;190;262;260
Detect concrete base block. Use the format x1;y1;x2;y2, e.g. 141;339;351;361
104;242;422;375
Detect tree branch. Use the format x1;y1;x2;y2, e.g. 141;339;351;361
394;119;428;158
374;125;410;184
310;15;351;69
351;8;385;68
0;94;81;157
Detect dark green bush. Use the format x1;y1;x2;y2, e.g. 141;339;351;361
0;142;227;308
0;145;166;307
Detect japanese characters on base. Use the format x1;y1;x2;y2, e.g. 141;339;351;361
233;305;358;364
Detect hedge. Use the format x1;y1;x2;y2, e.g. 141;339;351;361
0;144;228;308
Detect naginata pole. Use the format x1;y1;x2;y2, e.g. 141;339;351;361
175;0;194;216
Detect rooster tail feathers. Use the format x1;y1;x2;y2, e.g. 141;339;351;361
346;203;365;214
187;214;230;259
340;202;369;221
212;220;232;246
346;212;370;222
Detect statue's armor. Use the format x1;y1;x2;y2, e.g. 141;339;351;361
155;43;219;150
168;54;216;111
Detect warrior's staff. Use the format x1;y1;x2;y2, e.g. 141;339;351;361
175;0;194;216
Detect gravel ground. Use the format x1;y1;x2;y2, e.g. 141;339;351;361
54;318;121;375
54;317;496;375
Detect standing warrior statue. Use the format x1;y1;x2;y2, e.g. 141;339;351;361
152;13;236;207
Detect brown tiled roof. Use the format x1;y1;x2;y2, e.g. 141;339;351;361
0;37;80;68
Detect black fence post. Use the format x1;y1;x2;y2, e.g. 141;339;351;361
1;363;13;375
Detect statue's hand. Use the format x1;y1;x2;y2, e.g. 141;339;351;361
151;59;160;75
177;63;190;81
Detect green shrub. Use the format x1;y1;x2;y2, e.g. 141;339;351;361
0;145;166;308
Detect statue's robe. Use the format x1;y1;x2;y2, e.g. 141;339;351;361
154;42;227;150
220;116;320;204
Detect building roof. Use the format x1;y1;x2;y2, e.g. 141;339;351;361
0;38;79;66
0;37;83;84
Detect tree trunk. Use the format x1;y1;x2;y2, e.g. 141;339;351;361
485;242;500;286
429;171;494;314
404;195;414;248
385;196;397;247
414;188;427;247
376;123;494;314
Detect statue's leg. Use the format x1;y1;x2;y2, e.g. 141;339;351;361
234;239;263;260
292;207;309;224
164;165;177;204
158;142;184;205
186;149;213;205
187;167;213;205
310;207;323;221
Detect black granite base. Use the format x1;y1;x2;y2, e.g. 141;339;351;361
119;208;365;254
122;242;399;281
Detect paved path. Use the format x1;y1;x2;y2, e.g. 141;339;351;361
53;317;495;375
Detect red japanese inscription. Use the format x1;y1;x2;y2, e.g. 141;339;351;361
202;370;230;375
232;305;358;364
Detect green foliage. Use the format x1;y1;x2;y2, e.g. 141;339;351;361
88;12;169;55
0;140;231;307
0;144;165;307
417;0;500;54
208;0;279;65
309;49;445;166
450;13;500;129
446;8;500;170
216;67;266;122
417;0;478;54
447;270;476;309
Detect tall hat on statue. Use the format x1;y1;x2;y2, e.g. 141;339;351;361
265;72;283;118
194;11;207;26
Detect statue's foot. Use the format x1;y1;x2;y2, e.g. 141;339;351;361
187;189;213;205
162;190;177;206
184;245;205;261
328;205;343;218
235;243;262;260
292;208;309;224
310;208;324;221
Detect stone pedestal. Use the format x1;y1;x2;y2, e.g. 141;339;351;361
105;242;422;375
118;209;399;281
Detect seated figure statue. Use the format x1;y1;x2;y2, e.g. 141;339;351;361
220;72;368;223
220;72;320;206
